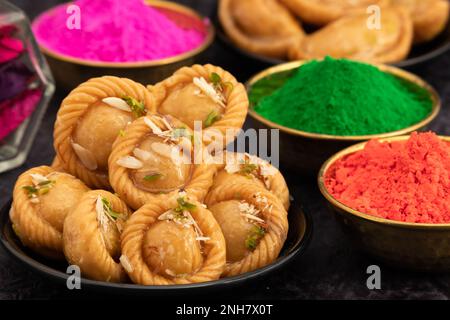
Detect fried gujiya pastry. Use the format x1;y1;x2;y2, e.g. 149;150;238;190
63;190;130;282
219;0;304;59
109;114;216;210
280;0;391;26
11;166;89;259
120;193;226;285
205;183;288;277
392;0;449;43
212;152;290;210
149;64;248;150
54;76;155;189
289;6;413;64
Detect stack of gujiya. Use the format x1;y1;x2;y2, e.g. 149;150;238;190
11;64;291;284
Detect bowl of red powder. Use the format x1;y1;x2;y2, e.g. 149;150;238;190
31;0;214;89
318;132;450;271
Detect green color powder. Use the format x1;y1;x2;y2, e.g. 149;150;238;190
250;57;433;136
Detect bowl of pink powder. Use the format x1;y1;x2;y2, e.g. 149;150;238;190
32;0;214;89
318;132;450;272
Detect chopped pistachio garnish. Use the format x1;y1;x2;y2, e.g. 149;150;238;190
118;129;126;137
210;72;234;93
22;175;55;200
245;225;266;251
174;197;197;213
210;72;221;87
143;173;163;182
239;162;258;176
204;110;221;128
22;185;38;196
122;96;146;118
101;197;121;221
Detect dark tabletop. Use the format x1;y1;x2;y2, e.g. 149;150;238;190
1;0;450;300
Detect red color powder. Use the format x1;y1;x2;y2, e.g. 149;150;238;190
32;0;206;62
325;132;450;224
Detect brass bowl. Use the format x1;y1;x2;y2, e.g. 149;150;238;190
246;61;440;175
318;135;450;272
34;0;214;89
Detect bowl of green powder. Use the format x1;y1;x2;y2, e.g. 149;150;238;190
247;57;440;174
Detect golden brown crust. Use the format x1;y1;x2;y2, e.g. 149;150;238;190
280;0;391;26
121;195;226;285
108;114;217;210
205;183;288;277
50;156;65;172
53;76;156;189
63;190;130;282
219;0;304;59
289;6;413;64
11;166;89;259
212;152;290;210
393;0;449;43
149;64;248;150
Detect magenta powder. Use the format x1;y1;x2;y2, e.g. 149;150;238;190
32;0;206;62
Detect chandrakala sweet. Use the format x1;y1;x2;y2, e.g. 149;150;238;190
108;114;216;210
63;190;131;282
53;76;155;189
11;166;89;259
149;64;248;150
120;192;226;285
205;183;288;277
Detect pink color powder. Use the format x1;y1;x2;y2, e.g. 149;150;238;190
32;0;206;62
0;89;42;141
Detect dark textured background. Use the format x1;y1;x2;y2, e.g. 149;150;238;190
1;0;450;300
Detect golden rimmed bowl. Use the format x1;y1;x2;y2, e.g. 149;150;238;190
246;61;441;175
318;135;450;272
33;0;215;89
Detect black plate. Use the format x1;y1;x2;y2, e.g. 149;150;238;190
216;16;450;68
0;199;311;295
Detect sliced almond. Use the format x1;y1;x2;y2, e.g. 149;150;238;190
116;156;143;169
158;210;175;221
144;117;163;135
71;142;98;171
102;97;131;112
133;147;152;161
193;77;226;108
120;255;133;273
151;142;176;159
30;173;48;185
196;236;210;241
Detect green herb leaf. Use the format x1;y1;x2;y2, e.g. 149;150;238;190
143;173;163;182
204;110;221;128
118;129;126;137
245;226;266;251
239;163;258;175
122;96;146;118
174;197;197;213
210;72;221;87
22;185;38;196
101;197;121;220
